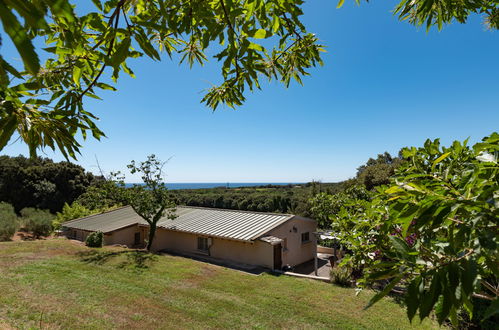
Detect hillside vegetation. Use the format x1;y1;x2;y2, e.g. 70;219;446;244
0;239;438;329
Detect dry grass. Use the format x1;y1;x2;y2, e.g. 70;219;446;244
0;239;439;329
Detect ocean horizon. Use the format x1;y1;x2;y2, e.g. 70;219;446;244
125;182;303;190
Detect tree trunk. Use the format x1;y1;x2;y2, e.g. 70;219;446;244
146;222;156;251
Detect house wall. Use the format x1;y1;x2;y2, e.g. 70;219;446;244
103;225;143;246
64;225;144;247
150;229;274;269
266;216;317;267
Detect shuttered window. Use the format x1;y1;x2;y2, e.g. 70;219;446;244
197;237;209;252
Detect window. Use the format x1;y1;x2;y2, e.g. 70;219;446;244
301;232;310;243
197;237;209;252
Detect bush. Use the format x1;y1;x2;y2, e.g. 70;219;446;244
0;202;18;241
21;208;53;238
85;231;103;248
330;265;353;287
53;202;92;230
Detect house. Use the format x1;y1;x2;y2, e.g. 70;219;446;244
62;206;317;270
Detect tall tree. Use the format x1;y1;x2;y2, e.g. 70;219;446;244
0;0;324;158
0;155;95;213
123;155;176;251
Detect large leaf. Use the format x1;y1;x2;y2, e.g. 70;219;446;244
0;1;40;74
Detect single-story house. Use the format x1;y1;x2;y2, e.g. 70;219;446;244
62;206;317;270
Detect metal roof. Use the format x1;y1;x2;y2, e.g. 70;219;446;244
62;206;295;241
61;206;146;233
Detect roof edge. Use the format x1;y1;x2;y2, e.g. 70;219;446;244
61;205;131;226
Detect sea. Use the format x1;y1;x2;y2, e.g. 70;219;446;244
125;183;302;190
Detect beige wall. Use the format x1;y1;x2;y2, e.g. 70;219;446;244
150;229;275;269
149;216;316;269
65;225;144;248
266;216;317;267
104;225;143;246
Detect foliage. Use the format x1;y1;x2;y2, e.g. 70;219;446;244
330;265;353;287
85;231;104;248
310;185;371;229
314;133;499;326
0;202;18;241
343;0;499;31
0;0;324;159
171;182;345;219
76;179;124;210
356;152;402;190
120;154;176;251
364;133;499;326
53;202;93;230
0;155;96;213
20;208;54;238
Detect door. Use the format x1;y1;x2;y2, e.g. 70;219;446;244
273;243;282;270
134;232;141;246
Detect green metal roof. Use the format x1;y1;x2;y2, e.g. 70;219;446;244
62;206;303;241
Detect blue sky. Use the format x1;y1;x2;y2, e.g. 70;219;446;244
2;1;498;183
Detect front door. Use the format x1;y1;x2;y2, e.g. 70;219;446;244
273;243;282;270
134;232;141;246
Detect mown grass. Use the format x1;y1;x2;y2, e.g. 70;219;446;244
0;239;439;329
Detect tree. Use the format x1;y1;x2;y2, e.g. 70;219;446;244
122;155;176;251
356;152;402;190
314;133;498;327
344;0;499;31
0;155;95;213
0;0;324;159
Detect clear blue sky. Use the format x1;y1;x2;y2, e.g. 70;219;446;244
2;1;498;182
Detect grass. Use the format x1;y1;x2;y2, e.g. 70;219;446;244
0;239;439;329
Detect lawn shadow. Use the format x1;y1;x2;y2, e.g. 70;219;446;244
77;249;157;271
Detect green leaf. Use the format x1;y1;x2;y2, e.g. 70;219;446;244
419;272;442;320
431;152;451;171
252;29;269;39
47;0;76;23
73;66;82;88
337;0;345;8
389;236;412;260
109;37;131;68
406;277;421;322
0;114;17;150
0;1;40;74
365;274;404;310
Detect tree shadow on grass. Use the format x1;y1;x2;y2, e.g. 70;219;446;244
77;249;157;272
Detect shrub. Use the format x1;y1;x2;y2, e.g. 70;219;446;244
0;202;18;241
53;202;92;230
21;208;53;238
85;231;103;248
330;265;353;287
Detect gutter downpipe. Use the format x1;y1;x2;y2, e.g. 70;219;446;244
313;232;318;276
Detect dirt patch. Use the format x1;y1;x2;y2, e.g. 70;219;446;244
10;231;62;242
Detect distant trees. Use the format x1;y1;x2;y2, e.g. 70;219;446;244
0;156;96;213
356;152;402;190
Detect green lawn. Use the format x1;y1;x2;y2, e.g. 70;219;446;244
0;239;439;329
